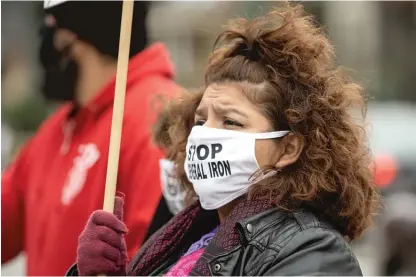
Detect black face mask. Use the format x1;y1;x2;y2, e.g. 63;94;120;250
39;26;78;101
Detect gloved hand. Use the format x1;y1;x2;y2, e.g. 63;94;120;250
77;196;128;276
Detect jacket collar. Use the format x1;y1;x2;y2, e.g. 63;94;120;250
236;207;286;242
238;207;333;242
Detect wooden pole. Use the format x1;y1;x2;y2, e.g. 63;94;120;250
102;0;134;213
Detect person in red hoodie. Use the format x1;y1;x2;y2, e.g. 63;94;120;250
1;1;180;275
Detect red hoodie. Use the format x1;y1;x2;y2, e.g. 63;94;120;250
1;43;180;275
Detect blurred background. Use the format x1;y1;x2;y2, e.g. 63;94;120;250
1;1;416;275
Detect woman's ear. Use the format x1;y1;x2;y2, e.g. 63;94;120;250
275;133;305;169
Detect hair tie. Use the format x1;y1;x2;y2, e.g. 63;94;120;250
233;40;261;61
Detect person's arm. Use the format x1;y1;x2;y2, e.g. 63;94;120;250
1;142;31;263
262;228;363;276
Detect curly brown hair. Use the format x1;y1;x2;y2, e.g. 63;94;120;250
164;2;379;240
151;107;172;157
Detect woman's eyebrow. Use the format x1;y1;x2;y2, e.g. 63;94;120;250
214;103;247;118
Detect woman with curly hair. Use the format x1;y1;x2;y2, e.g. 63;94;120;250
69;3;379;276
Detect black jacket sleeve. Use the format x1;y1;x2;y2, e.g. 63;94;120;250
264;228;363;276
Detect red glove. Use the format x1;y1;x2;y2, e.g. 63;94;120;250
77;196;128;276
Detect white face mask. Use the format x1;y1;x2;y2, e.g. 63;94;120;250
184;126;289;210
160;159;187;215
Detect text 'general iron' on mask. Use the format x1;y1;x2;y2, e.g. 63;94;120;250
184;126;289;210
39;26;78;101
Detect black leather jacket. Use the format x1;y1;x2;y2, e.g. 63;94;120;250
192;208;362;276
67;206;362;276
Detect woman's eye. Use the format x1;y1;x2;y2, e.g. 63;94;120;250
224;118;243;127
194;120;205;126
